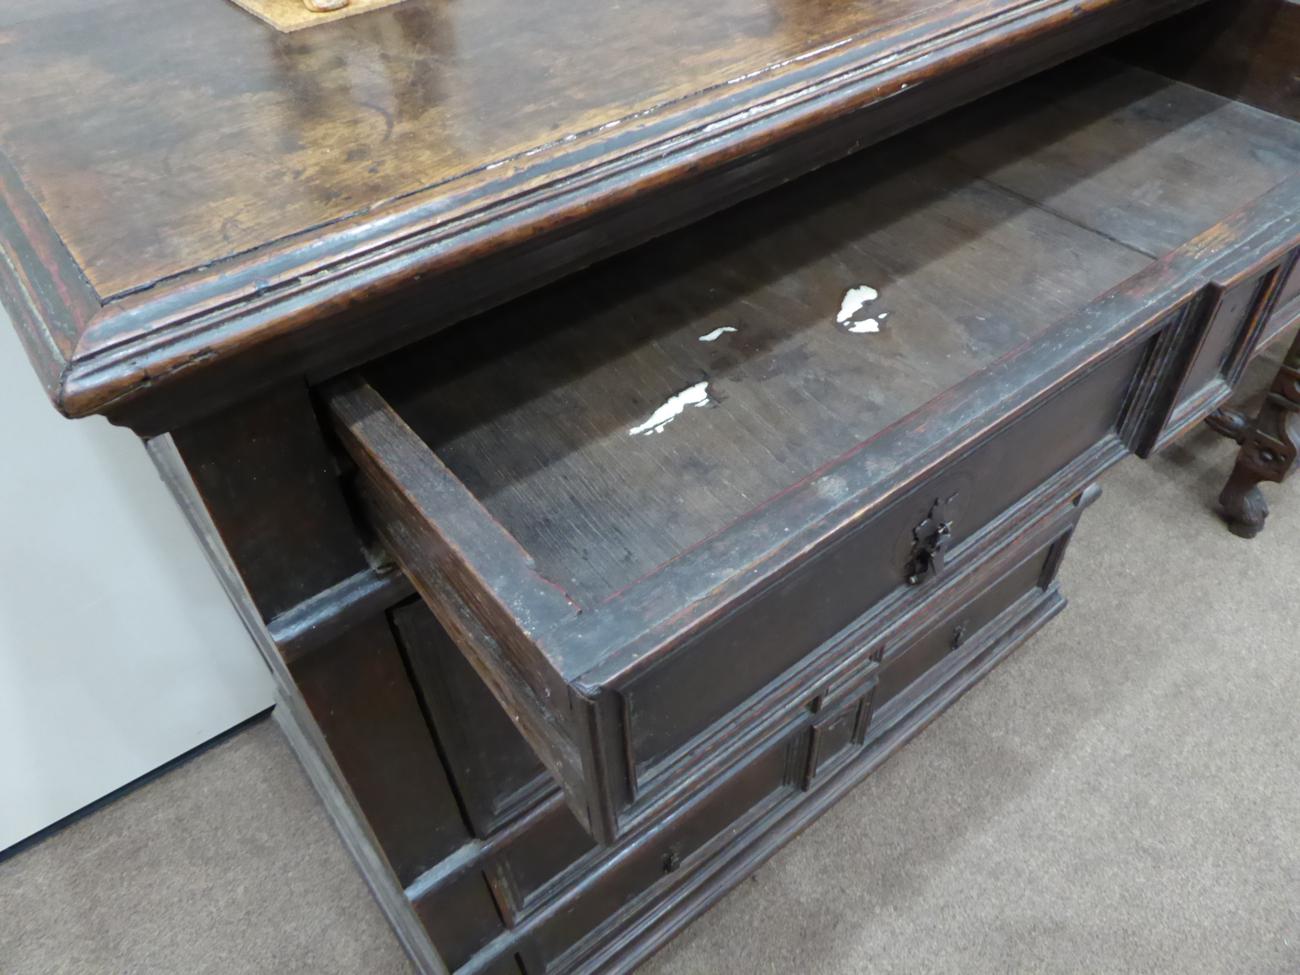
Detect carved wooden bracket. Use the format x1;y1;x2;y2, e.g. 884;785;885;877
1211;327;1300;538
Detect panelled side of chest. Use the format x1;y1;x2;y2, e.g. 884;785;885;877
148;384;488;975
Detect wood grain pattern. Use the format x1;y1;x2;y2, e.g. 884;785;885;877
332;61;1300;843
447;502;1084;973
0;0;1203;428
1115;0;1300;122
933;58;1300;256
166;383;370;620
109;13;1300;969
292;617;472;885
370;62;1299;607
391;598;553;839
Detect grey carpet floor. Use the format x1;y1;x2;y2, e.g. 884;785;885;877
3;352;1299;975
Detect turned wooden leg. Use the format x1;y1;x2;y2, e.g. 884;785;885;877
1208;328;1300;539
1219;465;1270;539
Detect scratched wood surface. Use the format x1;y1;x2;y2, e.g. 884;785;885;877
932;57;1300;256
0;0;1202;427
0;0;1162;299
370;61;1300;606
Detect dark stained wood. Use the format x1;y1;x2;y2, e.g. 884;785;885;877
368;139;1145;608
409;868;508;972
612;362;1138;775
1115;0;1300;122
930;57;1300;257
329;62;1300;843
1164;256;1299;442
391;598;553;838
1261;261;1300;347
146;434;451;973
11;9;1300;973
271;564;414;667
1211;325;1300;537
0;0;1205;430
367;62;1298;608
166;382;370;620
292;616;472;884
448;501;1084;973
873;534;1059;706
487;804;596;923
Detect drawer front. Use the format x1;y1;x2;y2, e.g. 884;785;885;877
490;803;597;921
530;735;797;967
875;534;1062;712
412;868;510;971
619;341;1142;777
489;668;876;923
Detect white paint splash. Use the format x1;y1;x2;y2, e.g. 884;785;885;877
698;326;739;342
629;382;711;436
845;317;881;334
835;285;880;326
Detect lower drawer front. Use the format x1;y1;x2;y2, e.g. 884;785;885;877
875;537;1061;712
473;516;1076;972
530;737;796;969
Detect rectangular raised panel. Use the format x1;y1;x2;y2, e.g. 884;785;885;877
490;804;598;920
391;600;551;838
1189;276;1272;395
529;737;795;967
875;541;1061;710
290;618;470;884
803;697;871;790
1154;254;1299;448
409;869;506;971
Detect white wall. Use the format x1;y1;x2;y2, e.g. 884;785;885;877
0;309;275;852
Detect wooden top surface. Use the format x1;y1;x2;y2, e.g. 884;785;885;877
370;61;1300;605
0;0;1201;428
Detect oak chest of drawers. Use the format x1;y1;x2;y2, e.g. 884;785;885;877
2;0;1297;972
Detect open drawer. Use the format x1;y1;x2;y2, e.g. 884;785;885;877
328;58;1300;843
